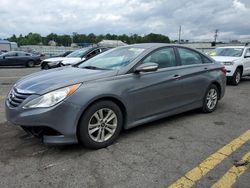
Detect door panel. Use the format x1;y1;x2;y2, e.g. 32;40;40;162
124;69;184;122
243;48;250;75
3;52;18;65
176;47;212;106
174;65;212;106
123;47;186;122
16;53;28;65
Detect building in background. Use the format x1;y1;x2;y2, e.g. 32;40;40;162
0;40;18;52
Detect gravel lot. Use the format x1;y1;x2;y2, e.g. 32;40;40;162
0;67;250;188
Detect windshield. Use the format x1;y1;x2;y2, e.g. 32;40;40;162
78;47;145;70
208;48;243;57
66;48;91;58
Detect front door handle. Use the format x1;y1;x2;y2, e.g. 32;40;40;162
173;74;181;79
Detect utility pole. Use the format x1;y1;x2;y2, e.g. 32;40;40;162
178;25;181;44
214;29;219;44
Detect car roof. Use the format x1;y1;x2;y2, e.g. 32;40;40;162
7;51;32;54
216;46;245;49
117;43;198;49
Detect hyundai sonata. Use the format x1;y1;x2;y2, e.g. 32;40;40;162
5;44;226;149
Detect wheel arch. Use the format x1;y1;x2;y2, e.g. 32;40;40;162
76;96;127;138
210;81;222;99
237;65;244;76
41;61;47;69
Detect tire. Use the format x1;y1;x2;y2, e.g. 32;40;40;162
26;61;35;68
230;68;241;85
58;63;64;67
78;100;123;149
43;63;49;70
202;84;219;113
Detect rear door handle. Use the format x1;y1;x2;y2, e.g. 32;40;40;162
204;67;208;70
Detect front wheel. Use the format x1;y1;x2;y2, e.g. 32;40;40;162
78;100;123;149
230;68;241;85
202;84;219;113
42;63;49;70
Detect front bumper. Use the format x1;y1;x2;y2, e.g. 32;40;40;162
5;99;82;145
224;65;236;77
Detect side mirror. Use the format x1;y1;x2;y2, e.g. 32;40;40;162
244;52;250;58
2;56;5;59
135;62;159;73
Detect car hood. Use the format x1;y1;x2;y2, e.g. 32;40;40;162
44;57;82;64
15;67;118;95
211;56;241;62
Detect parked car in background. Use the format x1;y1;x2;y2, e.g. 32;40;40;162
5;44;226;149
41;47;109;69
0;51;41;67
51;51;73;58
208;45;250;85
25;49;45;57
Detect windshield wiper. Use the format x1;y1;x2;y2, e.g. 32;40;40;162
81;66;109;70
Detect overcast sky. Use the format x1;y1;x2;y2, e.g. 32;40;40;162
0;0;250;41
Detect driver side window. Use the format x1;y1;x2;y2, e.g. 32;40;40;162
142;48;177;69
245;48;250;54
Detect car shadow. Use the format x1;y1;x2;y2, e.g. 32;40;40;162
240;76;250;83
226;76;250;87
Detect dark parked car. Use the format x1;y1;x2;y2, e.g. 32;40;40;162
0;51;41;67
41;47;109;69
5;44;226;149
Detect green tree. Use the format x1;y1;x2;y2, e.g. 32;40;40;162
7;32;171;46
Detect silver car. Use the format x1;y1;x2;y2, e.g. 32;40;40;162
5;44;226;149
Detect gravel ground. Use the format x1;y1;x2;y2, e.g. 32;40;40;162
0;67;249;188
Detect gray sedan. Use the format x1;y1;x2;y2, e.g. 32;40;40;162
5;44;226;149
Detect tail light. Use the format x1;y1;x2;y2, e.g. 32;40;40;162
221;67;227;75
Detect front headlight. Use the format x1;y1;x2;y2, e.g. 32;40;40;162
223;62;234;66
23;84;81;109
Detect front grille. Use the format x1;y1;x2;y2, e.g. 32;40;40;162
8;88;31;108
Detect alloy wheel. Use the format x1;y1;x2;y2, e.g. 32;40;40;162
235;71;241;84
88;108;117;142
206;88;218;110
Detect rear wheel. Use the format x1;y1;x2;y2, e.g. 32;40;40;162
26;61;35;67
202;84;219;113
78;100;123;149
230;68;241;85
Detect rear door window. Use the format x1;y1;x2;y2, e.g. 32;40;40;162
177;48;203;65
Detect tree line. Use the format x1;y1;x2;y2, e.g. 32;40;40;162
8;33;171;46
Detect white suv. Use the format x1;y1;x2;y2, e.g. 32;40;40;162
208;46;250;85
